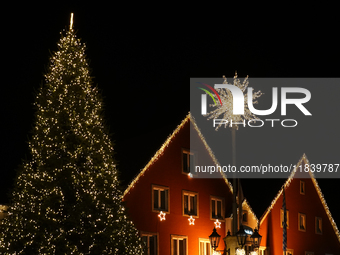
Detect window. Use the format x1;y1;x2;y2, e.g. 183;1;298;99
141;233;158;255
182;149;194;174
242;211;248;223
152;185;169;212
199;239;212;255
280;209;289;228
171;235;187;255
315;217;322;234
210;196;224;220
183;191;198;216
285;249;293;255
298;213;306;231
300;180;305;195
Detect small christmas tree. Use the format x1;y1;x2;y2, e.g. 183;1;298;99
0;14;144;254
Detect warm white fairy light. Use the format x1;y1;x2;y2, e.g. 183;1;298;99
205;74;262;130
188;216;195;225
0;14;144;254
214;219;221;228
236;248;246;255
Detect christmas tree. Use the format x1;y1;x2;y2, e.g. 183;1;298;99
0;14;145;254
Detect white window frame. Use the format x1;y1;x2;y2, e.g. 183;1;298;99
199;238;213;255
182;190;199;217
210;196;224;220
298;213;306;232
171;235;188;255
141;232;158;255
152;185;170;213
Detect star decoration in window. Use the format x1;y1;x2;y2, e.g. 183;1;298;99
188;215;195;225
158;211;166;221
214;219;221;228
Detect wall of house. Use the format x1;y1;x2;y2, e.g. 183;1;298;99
260;168;340;254
123;119;235;254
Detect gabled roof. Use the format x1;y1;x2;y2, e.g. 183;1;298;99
122;113;258;224
259;154;340;243
123;113;233;197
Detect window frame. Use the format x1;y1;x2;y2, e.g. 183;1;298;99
152;184;170;213
182;190;199;217
199;238;213;255
210;196;225;221
300;180;305;195
280;208;289;229
315;217;322;234
182;148;195;175
298;213;306;232
141;232;158;255
171;235;188;255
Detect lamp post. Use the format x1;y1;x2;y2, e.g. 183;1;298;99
250;228;262;252
236;225;247;248
209;227;221;251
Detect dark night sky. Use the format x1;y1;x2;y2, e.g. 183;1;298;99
2;4;340;228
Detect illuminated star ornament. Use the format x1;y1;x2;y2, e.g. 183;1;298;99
158;211;166;221
205;74;263;130
214;219;221;228
188;216;195;225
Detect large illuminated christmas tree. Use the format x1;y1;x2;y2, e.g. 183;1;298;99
0;15;144;254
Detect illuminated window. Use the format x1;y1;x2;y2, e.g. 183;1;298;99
300;181;305;195
298;213;306;231
199;238;212;255
183;190;198;216
141;233;158;255
285;249;293;255
182;149;194;174
315;217;322;234
280;209;289;228
171;235;187;255
211;196;224;220
152;185;169;212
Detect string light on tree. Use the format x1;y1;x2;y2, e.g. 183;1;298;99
0;13;144;255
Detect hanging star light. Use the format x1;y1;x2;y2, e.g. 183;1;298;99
214;219;221;228
205;74;263;130
188;216;195;225
158;211;166;221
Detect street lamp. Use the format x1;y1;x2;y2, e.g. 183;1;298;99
250;228;262;248
236;225;247;248
209;227;221;251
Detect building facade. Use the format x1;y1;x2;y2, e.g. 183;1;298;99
122;114;257;255
259;155;340;254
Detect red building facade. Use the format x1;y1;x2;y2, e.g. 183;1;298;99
259;155;340;255
123;114;258;255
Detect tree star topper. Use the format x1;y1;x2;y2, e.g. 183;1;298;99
205;74;263;130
